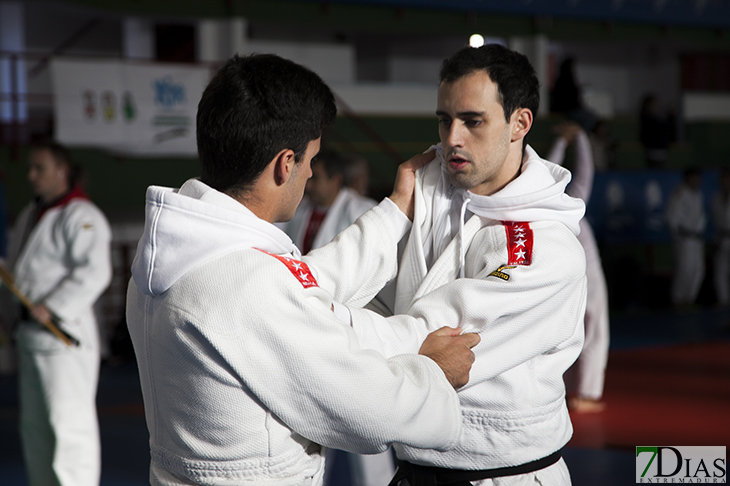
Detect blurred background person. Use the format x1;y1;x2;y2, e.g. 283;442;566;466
666;167;706;307
713;167;730;307
342;152;372;198
0;171;13;374
280;148;389;485
547;121;610;413
0;172;7;258
588;119;618;172
283;149;377;254
549;57;598;133
639;94;677;169
2;142;112;486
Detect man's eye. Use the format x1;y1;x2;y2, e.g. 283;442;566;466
465;119;482;127
438;118;451;127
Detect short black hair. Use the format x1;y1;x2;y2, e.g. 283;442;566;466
29;141;78;187
30;141;71;168
439;44;539;123
197;54;337;194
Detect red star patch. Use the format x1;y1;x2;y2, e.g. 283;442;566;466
256;249;319;288
503;221;533;266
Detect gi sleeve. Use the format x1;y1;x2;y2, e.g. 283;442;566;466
193;252;462;454
303;199;410;309
547;130;594;204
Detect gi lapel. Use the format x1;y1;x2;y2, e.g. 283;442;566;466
393;163;436;315
411;214;483;304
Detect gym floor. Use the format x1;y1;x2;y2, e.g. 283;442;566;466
1;306;728;486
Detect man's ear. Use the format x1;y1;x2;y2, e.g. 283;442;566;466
510;108;533;143
273;148;297;186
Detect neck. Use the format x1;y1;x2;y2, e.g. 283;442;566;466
471;145;523;196
227;184;289;223
40;184;71;205
226;191;266;222
316;188;341;209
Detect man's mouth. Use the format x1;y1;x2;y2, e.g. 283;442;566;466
448;154;469;171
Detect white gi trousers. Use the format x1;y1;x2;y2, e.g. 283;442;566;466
714;239;730;305
564;253;610;400
17;323;101;486
671;236;705;305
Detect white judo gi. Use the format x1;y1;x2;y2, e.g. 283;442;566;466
126;178;462;486
284;188;392;486
712;190;730;305
5;188;112;486
547;132;610;401
666;184;706;305
350;146;586;485
284;187;377;252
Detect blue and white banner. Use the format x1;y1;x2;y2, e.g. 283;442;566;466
51;59;211;156
587;170;720;244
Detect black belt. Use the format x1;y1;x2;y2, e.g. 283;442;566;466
388;450;562;486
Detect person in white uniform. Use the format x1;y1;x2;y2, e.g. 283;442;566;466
666;168;706;306
284;149;377;254
546;122;610;413
3;142;112;486
126;54;479;486
283;151;392;486
351;44;587;486
343;153;372;198
712;168;730;306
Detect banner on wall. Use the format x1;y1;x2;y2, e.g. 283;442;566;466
587;170;719;244
51;59;211;156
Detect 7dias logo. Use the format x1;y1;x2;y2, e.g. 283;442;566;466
636;446;726;483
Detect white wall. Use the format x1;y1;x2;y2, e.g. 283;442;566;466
246;40;355;84
557;40;683;117
683;92;730;121
330;82;437;115
388;56;441;84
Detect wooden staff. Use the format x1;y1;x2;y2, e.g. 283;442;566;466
0;263;79;347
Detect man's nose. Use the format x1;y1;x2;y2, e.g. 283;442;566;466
446;123;465;148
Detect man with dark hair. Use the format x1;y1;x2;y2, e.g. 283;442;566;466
2;141;112;486
126;54;479;486
352;44;587;485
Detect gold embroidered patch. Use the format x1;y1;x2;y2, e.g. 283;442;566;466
82;224;94;230
489;265;516;281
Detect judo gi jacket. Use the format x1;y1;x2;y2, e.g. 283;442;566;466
8;193;112;349
126;179;462;486
350;146;587;471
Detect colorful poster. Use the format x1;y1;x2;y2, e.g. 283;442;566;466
51;59;211;156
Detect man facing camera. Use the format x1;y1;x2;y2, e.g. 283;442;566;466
352;44;587;485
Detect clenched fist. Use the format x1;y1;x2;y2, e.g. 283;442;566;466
419;326;480;389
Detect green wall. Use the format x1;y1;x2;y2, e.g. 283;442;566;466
2;117;729;222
